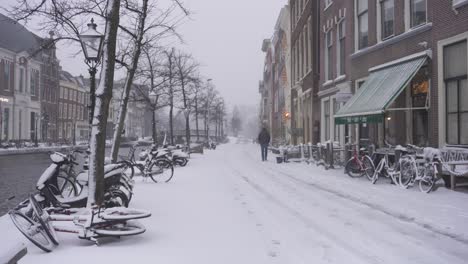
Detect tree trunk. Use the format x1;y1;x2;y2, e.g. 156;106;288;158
169;96;174;145
110;0;149;163
87;0;121;207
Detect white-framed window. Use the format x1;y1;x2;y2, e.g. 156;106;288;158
30;69;39;96
410;0;426;28
303;24;308;75
19;68;25;92
356;0;369;50
325;29;333;81
3;60;12;91
333;98;341;142
324;0;333;9
324;99;331;141
443;40;468;145
380;0;394;40
308;16;313;72
337;19;346;76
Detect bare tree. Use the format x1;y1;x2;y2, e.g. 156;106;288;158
110;0;188;162
174;50;199;147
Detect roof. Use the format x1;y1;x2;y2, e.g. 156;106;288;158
0;13;43;54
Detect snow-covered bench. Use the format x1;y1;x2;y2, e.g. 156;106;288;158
0;242;27;264
440;148;468;190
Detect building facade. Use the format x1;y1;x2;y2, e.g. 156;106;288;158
58;70;89;143
319;0;354;146
335;0;468;149
289;0;320;144
0;14;47;143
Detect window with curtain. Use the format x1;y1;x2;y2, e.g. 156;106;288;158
338;20;346;76
381;0;394;39
444;40;468;145
410;0;426;28
357;0;368;49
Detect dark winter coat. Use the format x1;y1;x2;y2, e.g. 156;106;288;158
258;129;271;145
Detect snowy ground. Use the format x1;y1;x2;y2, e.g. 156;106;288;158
2;141;468;263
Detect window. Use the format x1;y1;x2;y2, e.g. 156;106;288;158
30;70;39;96
444;40;468;145
59;103;62;118
3;61;11;91
18;110;22;139
308;16;313;72
337;20;346;76
19;68;25;92
410;0;426;28
60;87;63;99
3;108;9;140
325;30;333;81
381;0;394;39
324;100;330;141
357;0;369;49
333;99;340;142
324;0;333;9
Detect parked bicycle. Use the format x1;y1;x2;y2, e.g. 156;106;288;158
122;145;174;183
399;145;443;193
344;144;375;180
371;144;400;185
10;195;151;252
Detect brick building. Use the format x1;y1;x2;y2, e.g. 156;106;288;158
58;70;89;143
289;0;320;144
318;0;354;145
334;0;468;148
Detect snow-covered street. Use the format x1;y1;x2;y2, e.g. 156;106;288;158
2;141;468;264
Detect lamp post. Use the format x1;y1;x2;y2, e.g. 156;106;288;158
79;18;104;137
149;91;158;145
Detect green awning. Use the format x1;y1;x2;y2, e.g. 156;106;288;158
334;55;427;124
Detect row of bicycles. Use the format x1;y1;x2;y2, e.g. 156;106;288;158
8;144;190;253
344;143;443;193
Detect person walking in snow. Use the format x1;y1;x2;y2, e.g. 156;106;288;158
258;127;271;161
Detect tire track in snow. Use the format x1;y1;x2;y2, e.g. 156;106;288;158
228;166;386;264
263;165;468;246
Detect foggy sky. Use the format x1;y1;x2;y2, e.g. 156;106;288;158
2;0;286;108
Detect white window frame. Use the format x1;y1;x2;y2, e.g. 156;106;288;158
325;29;333;81
378;0;395;42
336;19;346;77
355;0;369;51
437;32;468;147
324;0;333;10
405;0;427;31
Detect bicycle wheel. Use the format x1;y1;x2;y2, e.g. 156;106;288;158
345;158;364;178
362;156;375;181
100;207;152;221
56;175;79;199
29;195;59;245
419;174;435;193
399;156;415;189
148;160;174;183
118;161;135;179
9;211;55;252
94;220;146;237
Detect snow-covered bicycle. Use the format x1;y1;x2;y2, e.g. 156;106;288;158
10;195;151;252
123;145;174;183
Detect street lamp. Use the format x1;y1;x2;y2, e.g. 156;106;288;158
79;18;104;133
